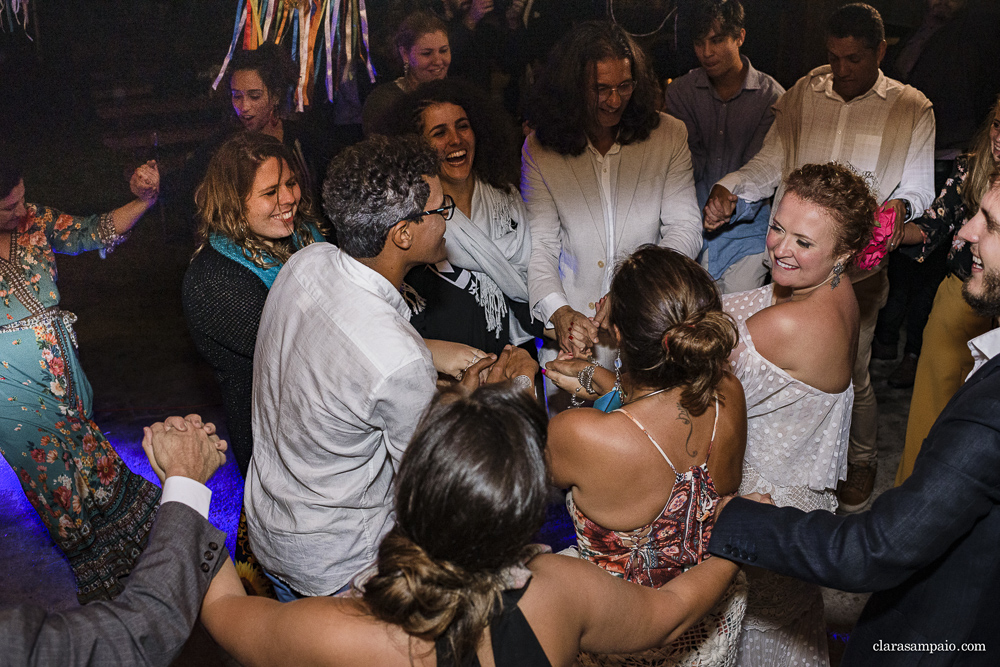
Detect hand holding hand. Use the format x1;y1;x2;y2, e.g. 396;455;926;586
703;184;737;232
551;305;599;355
141;414;227;484
591;294;612;332
884;199;908;252
426;339;490;380
456;354;498;393
544;354;598;400
130;160;159;205
485;345;538;390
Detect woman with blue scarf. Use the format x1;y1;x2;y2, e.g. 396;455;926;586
182;133;325;479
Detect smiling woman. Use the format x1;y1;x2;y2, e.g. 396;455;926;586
362;11;451;136
721;162;875;667
376;78;542;357
182;132;325;478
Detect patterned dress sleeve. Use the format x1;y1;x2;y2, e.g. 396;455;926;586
30;204;123;256
899;158;968;263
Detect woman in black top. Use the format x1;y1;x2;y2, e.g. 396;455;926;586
182;132;325;477
201;378;746;666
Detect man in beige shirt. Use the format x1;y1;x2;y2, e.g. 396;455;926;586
704;3;935;513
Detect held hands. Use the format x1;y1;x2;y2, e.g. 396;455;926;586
544;351;600;400
551;305;600;355
141;414;227;485
591;294;612;332
883;199;909;251
427;339;490;381
703;184;737;232
130;160;160;206
455;345;537;393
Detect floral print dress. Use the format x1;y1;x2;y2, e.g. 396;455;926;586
0;204;160;603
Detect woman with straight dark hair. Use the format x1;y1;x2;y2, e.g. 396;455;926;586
200;382;746;666
522;21;701;383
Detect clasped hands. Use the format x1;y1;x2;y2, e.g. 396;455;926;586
130;160;160;205
141;414;227;485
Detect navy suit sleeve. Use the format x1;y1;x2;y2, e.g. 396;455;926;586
709;366;1000;593
0;502;228;667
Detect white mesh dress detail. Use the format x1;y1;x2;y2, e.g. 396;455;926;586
722;285;854;667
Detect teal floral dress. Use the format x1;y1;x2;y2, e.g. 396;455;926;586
0;204;160;603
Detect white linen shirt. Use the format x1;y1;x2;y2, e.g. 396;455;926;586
245;243;437;596
717;67;935;218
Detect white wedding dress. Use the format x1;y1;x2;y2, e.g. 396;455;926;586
723;285;853;667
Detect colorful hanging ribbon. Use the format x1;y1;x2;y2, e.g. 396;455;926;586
213;0;377;108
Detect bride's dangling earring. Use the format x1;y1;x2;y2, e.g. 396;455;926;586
831;261;845;289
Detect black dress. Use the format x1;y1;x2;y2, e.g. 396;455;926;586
182;244;269;476
434;583;551;667
405;263;540;357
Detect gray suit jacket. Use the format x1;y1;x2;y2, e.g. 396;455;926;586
709;354;1000;666
0;501;227;666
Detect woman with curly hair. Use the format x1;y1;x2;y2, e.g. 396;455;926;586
521;21;702;385
378;78;540;356
721;162;876;667
200;382;747;666
544;245;749;666
182;132;325;477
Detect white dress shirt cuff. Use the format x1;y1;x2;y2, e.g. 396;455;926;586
715;174;746;199
534;292;571;327
161;476;212;519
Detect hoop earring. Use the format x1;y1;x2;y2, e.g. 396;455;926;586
831;261;845;289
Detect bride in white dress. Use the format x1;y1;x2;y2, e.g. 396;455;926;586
720;163;879;667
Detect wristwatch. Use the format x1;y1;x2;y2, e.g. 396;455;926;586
901;199;913;221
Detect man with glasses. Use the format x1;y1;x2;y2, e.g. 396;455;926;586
245;136;492;601
522;21;701;376
665;0;784;293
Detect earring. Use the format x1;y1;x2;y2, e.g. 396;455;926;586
614;352;624;400
831;261;845;289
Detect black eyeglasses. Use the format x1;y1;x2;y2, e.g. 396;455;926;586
404;194;456;222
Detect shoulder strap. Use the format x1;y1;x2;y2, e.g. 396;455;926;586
703;396;720;465
614;408;679;475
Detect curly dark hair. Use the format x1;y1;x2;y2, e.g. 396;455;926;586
826;3;885;51
609;245;737;415
691;0;745;41
322;134;439;259
230;42;298;117
363;383;549;666
525;21;661;156
782;162;876;263
374;78;522;193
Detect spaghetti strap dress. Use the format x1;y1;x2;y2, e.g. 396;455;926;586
570;398;747;667
723;285;853;667
0;204;160;603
